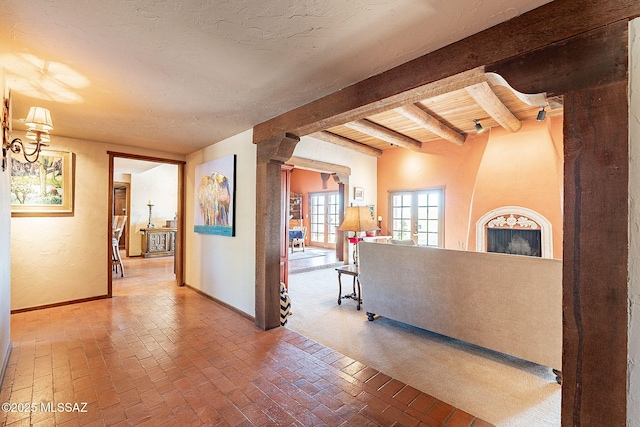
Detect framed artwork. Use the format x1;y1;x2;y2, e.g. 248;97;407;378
354;186;364;200
194;154;236;236
10;149;75;216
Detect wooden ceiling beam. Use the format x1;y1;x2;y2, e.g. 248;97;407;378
394;104;465;145
286;156;351;176
465;82;521;132
343;119;422;152
309;131;383;157
254;1;640;144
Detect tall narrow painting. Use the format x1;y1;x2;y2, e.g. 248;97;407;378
194;154;236;236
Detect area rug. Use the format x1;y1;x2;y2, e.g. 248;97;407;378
288;251;325;260
286;267;561;427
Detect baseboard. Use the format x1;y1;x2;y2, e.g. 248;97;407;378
183;284;255;322
0;342;12;389
10;295;109;314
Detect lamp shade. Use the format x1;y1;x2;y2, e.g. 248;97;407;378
24;107;53;132
338;206;379;233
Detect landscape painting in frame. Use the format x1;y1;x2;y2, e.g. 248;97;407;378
194;154;236;236
10;149;74;216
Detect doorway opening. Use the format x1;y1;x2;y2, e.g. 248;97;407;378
107;152;186;297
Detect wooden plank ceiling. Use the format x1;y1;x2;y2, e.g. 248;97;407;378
311;72;563;157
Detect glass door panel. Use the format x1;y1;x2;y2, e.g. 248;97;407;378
390;189;443;246
310;192;338;247
327;193;339;244
391;193;413;241
415;191;441;246
310;194;325;243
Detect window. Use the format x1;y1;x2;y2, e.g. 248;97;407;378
310;192;339;247
389;188;444;246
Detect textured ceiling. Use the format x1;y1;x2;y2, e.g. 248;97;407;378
1;0;550;155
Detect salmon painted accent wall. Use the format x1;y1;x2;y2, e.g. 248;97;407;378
289;168;338;245
377;131;488;250
377;117;563;258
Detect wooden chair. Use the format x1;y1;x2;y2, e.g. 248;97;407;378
290;226;307;253
112;215;127;277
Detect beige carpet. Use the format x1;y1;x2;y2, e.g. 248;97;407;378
286;266;560;427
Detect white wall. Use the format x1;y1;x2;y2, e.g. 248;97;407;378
10;134;109;309
10;133;184;310
185;129;257;316
183;131;378;316
628;16;640;427
0;75;11;385
128;163;178;256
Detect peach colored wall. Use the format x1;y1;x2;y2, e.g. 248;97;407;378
377;118;563;258
290;168;338;245
377;132;489;250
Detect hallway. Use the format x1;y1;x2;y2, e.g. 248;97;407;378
0;257;492;426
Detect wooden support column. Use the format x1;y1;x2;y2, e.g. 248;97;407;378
562;81;628;427
489;20;631;426
255;133;299;330
332;173;350;263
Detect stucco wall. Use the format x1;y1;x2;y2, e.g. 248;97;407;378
0;76;11;384
467;119;563;257
628;16;640;427
185;129;257;317
377;131;488;250
128;163;178;256
10;133;184;311
184;131;378;314
10;134;109;309
377;118;563;258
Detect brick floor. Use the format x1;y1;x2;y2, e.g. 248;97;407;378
0;257;493;426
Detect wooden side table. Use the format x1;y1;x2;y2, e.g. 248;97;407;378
336;264;361;310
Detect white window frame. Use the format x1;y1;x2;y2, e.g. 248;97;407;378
388;188;444;247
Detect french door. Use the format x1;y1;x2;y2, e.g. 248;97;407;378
389;188;444;246
310;192;339;248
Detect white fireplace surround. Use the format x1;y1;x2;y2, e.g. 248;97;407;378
476;206;553;258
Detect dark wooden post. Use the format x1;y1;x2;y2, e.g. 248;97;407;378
562;81;629;426
254;133;299;330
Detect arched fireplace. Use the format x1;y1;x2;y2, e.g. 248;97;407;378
475;206;553;259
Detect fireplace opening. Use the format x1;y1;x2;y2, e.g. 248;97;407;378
487;228;541;257
477;208;552;258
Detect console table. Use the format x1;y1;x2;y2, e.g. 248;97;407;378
141;227;176;258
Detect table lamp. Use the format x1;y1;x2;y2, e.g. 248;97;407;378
338;206;380;266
